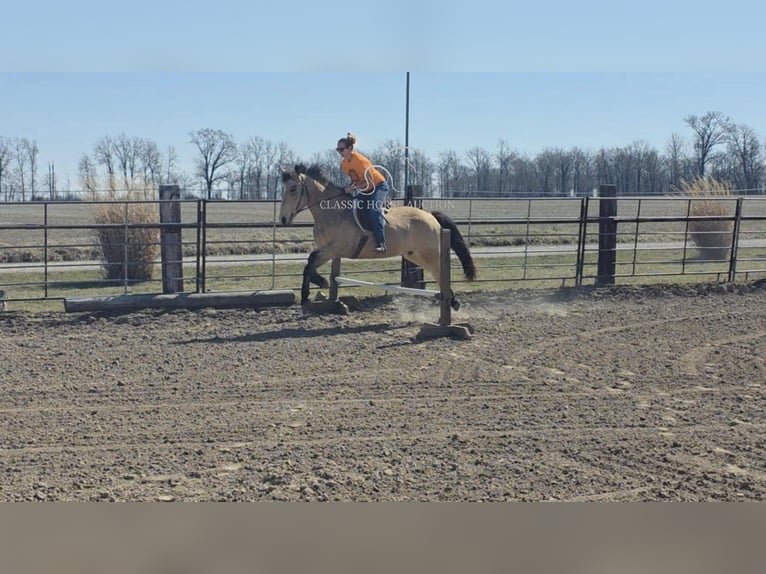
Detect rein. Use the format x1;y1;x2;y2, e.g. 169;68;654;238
289;176;370;238
292;178;346;217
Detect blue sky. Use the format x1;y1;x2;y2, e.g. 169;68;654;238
3;73;766;188
2;1;765;72
2;2;765;188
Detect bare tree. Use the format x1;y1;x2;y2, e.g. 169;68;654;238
494;139;514;195
243;136;274;199
174;171;197;198
63;174;72;195
405;148;435;196
94;136;116;191
612;147;634;194
665;133;688;189
271;142;296;199
43;162;57;200
726;123;764;192
550;147;573;196
221;168;239;200
641;146;665;195
509;153;536;195
262;141;279;200
189;128;237;199
112;133;142;189
437;150;468;197
12;138;29;201
622;141;652;196
23;139;39;198
571;148;593;197
534;149;557;196
311;149;343;186
685;111;733;176
230;142;249;200
595;148;615;187
163;145;178;184
371;139;405;191
465;146;491;192
138;138;162;192
78;154;98;198
0;137;11;201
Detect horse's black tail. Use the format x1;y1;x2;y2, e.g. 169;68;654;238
431;211;477;280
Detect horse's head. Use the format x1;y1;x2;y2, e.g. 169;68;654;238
279;164;333;225
279;165;309;226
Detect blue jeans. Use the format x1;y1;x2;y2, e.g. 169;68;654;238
357;181;389;247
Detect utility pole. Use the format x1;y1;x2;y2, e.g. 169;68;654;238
401;72;425;288
404;72;410;196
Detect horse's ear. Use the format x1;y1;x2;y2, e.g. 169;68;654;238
294;163;307;174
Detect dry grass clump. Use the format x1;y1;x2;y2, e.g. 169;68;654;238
674;176;735;260
92;191;159;281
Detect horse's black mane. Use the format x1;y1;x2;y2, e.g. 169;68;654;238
286;163;336;188
306;164;331;185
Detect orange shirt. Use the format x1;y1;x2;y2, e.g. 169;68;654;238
341;151;385;191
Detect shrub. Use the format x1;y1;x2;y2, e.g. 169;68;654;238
674;176;735;261
92;192;160;281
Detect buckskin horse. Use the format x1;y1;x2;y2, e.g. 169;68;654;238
279;164;476;309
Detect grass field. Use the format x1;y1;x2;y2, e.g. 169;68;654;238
4;244;766;312
3;196;766;261
2;196;766;310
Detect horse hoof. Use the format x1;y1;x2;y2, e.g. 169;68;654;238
450;298;461;311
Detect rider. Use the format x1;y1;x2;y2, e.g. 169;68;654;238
336;132;389;253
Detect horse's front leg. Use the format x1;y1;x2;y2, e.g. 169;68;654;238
301;248;331;305
309;266;328;289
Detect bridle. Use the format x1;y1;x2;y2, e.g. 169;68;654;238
287;175;346;219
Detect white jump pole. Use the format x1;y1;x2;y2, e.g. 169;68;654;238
333;276;439;298
332;229;449;301
322;229;473;339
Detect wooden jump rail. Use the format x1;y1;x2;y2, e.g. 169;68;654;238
307;229;475;340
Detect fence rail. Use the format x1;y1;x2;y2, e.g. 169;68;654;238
2;186;766;308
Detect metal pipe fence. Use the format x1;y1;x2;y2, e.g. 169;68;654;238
1;195;766;308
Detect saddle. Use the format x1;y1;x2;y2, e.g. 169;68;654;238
350;198;390;258
351;197;390;234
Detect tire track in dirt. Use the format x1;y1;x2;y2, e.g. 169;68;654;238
3;422;764;457
0;383;741;416
510;309;766;366
2;287;766;500
679;331;766;376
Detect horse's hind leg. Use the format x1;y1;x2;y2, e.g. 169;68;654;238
449;289;460;311
410;250;461;311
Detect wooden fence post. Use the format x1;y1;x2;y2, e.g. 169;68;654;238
159;185;184;293
597;184;617;287
727;197;744;282
438;228;452;327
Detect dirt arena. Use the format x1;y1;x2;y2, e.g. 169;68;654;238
1;283;765;501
